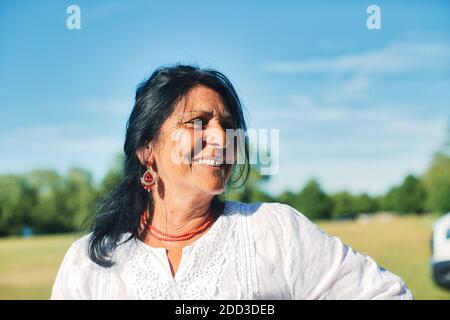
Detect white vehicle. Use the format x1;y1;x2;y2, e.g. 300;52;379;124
431;212;450;289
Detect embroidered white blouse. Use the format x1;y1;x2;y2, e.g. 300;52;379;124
50;201;413;300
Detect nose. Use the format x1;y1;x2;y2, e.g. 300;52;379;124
204;120;228;150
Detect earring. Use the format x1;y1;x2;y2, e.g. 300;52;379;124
140;161;157;191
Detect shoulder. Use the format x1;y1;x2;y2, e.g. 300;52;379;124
227;200;311;222
50;234;94;299
54;232;114;285
67;233;95;262
225;200;335;260
227;200;328;241
51;232;133;299
226;201;413;299
56;233;96;277
70;233;91;252
227;201;336;298
61;232;132;269
226;200;301;220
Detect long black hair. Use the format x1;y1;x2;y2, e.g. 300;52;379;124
87;64;250;267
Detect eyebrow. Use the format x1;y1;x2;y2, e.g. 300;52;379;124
181;110;234;122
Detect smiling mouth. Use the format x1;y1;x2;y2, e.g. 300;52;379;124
193;158;224;167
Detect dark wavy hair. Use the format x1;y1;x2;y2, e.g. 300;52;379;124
87;64;250;267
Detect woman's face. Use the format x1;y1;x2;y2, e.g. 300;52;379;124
150;85;236;195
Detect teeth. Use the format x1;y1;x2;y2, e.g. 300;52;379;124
193;159;223;166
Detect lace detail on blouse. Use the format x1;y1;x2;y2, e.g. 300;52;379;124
126;244;173;299
123;201;257;299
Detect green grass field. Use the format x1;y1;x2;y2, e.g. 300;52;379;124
0;214;449;300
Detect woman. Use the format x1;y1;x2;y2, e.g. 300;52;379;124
51;64;413;300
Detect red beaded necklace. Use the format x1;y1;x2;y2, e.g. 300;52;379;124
142;208;214;242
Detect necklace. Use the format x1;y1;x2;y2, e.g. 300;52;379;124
142;207;214;242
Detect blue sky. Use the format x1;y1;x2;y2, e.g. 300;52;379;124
0;0;449;196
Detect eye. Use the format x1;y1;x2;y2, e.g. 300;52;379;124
185;117;206;128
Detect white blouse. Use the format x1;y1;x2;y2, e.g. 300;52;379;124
50;200;413;300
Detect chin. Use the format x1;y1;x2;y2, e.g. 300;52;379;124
201;184;225;195
209;187;226;195
192;175;229;195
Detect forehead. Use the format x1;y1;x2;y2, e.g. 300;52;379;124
175;85;229;116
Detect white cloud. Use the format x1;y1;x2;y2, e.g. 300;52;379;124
255;98;446;152
262;42;450;74
249;89;447;195
324;74;371;103
258;42;450;195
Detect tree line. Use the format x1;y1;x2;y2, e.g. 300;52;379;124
0;142;449;236
226;151;450;220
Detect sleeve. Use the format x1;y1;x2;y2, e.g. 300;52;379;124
273;203;414;300
50;235;93;300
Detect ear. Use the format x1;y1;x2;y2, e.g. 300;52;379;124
136;140;155;166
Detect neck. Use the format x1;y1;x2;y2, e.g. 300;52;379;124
149;185;218;236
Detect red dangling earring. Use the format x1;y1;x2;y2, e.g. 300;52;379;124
140;161;157;191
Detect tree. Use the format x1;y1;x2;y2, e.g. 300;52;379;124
24;170;71;233
352;193;378;214
422;121;450;214
98;153;124;198
277;190;297;208
380;186;400;212
331;191;356;220
59;167;96;230
396;175;427;214
423;153;450;214
0;175;37;235
380;175;427;214
296;179;333;220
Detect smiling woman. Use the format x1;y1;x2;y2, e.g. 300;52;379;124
50;64;413;300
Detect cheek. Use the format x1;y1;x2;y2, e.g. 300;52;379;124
165;130;196;165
